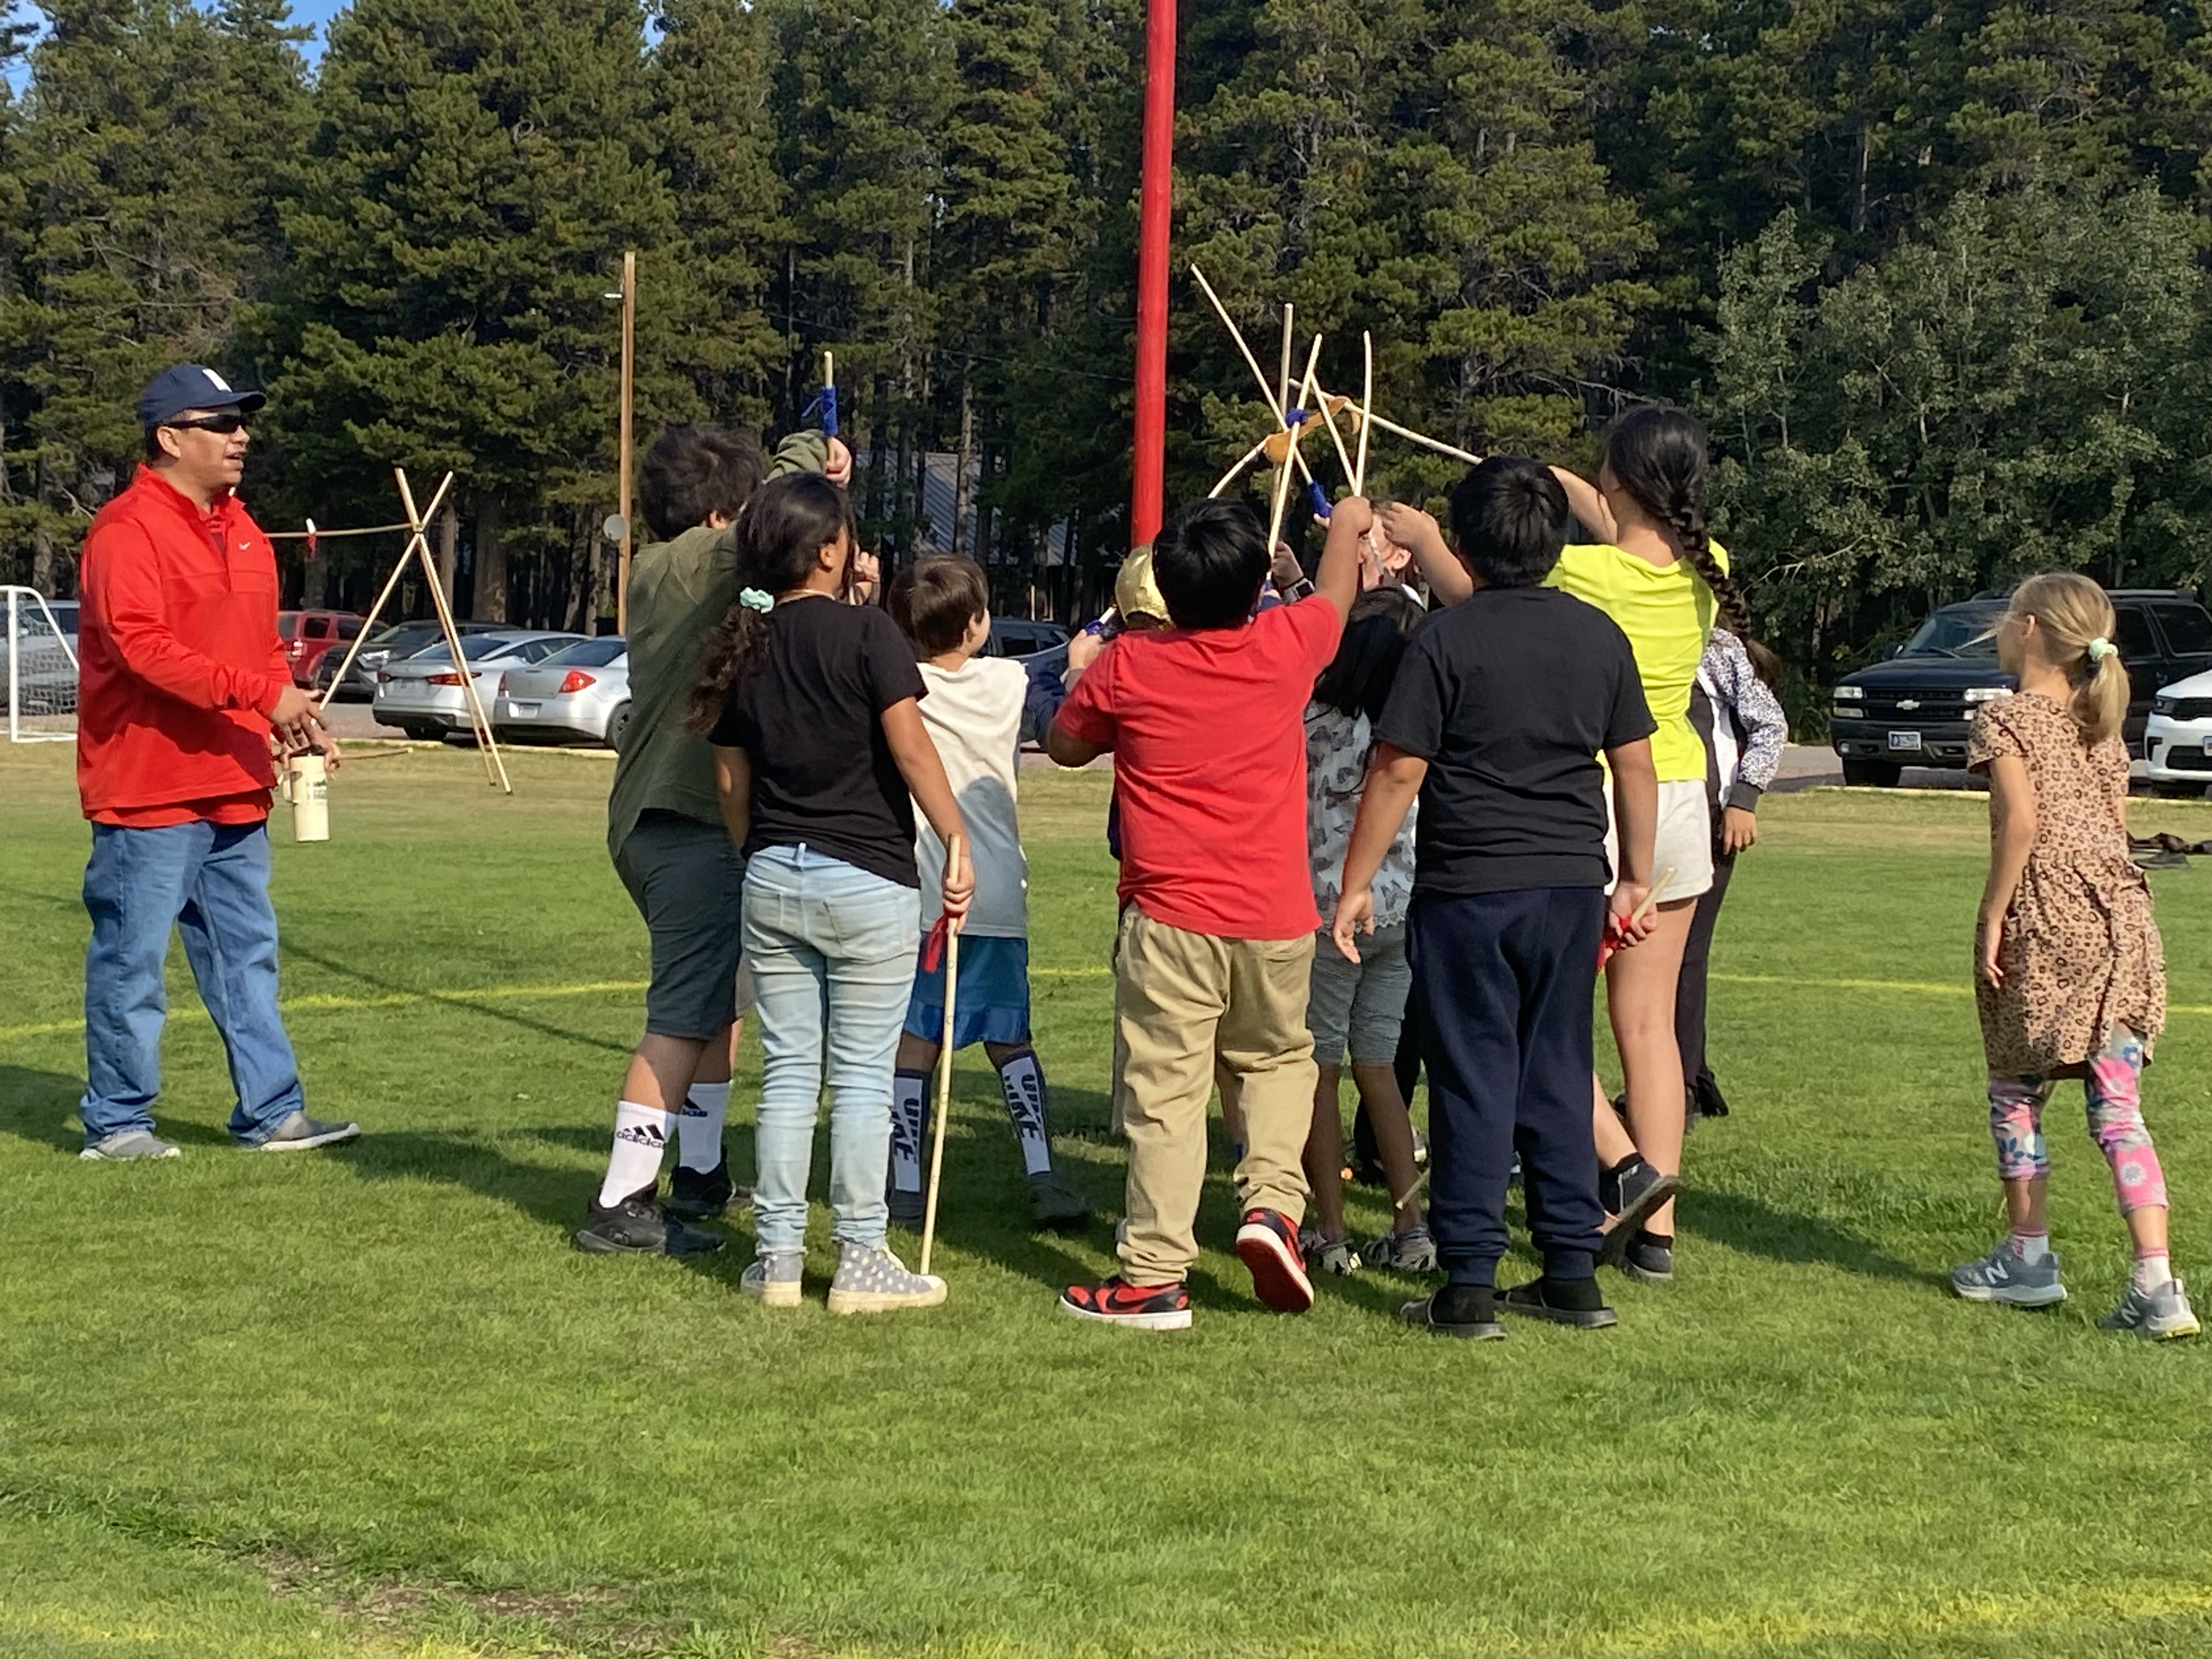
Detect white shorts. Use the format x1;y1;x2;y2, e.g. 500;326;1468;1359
1605;777;1716;903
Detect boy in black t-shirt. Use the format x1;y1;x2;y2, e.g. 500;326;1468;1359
1331;457;1660;1338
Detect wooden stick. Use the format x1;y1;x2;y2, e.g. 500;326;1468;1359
397;467;510;794
1207;433;1272;499
1278;304;1294;426
1355;332;1374;495
1187;263;1320;489
1304;338;1356;487
919;836;964;1280
1316;391;1483;467
315;471;455;718
1265;338;1323;556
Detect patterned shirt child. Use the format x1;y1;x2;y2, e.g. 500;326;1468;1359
1306;703;1417;930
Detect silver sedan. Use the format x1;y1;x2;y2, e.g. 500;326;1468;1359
493;637;632;748
373;630;584;740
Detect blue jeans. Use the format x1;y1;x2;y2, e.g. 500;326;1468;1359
80;819;306;1147
741;844;921;1254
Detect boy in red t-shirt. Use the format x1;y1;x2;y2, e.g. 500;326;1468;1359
1049;496;1365;1329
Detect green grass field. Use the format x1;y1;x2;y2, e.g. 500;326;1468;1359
3;741;2210;1659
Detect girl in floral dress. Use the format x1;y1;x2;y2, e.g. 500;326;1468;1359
1954;573;2197;1339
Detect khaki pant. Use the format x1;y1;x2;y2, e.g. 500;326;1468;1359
1116;908;1315;1285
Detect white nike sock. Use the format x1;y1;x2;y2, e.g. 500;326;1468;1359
997;1051;1052;1177
2134;1251;2174;1293
890;1069;929;1195
678;1081;730;1172
597;1101;673;1209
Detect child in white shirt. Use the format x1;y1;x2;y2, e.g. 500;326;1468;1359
887;556;1090;1229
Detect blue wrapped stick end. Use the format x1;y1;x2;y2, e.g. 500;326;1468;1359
822;384;839;439
1307;481;1332;521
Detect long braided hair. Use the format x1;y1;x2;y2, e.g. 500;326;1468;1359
686;472;854;731
1600;406;1756;647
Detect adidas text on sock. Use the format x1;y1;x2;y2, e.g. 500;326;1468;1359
996;1049;1053;1177
597;1101;674;1209
891;1069;929;1195
678;1081;731;1172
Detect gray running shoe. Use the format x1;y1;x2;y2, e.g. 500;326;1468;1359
1312;1237;1361;1276
247;1111;360;1152
1366;1226;1438;1273
827;1243;947;1314
1028;1169;1091;1229
1951;1242;2067;1307
2100;1277;2200;1340
740;1250;805;1308
79;1130;181;1161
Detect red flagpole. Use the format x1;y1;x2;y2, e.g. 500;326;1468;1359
1130;0;1175;549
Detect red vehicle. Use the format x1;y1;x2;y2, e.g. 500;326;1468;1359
278;610;368;687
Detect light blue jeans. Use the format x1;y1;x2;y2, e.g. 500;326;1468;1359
741;843;921;1254
80;819;306;1147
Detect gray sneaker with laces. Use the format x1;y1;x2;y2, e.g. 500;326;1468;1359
827;1243;947;1314
80;1130;182;1161
1951;1242;2067;1307
2100;1277;2200;1340
1366;1226;1438;1273
247;1110;361;1152
741;1250;805;1307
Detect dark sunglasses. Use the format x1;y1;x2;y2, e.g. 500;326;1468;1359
163;413;248;435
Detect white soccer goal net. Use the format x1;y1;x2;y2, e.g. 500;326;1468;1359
3;585;79;743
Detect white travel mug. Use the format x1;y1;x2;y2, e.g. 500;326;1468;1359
281;750;331;843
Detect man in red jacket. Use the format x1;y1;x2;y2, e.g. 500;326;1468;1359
75;364;360;1160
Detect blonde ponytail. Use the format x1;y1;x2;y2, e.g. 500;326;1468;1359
2006;573;2128;748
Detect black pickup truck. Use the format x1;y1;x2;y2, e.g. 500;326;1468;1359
1830;589;2212;787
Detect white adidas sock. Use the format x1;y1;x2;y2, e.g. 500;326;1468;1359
997;1051;1052;1177
597;1101;673;1209
678;1081;730;1173
2134;1252;2174;1293
890;1069;929;1195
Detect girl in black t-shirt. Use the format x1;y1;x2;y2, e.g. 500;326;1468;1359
691;475;973;1314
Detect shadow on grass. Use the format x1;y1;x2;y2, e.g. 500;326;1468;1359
1680;1187;1946;1289
276;940;631;1057
0;1062;240;1154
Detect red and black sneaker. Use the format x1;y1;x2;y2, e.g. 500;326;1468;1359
1235;1207;1316;1313
1059;1276;1193;1331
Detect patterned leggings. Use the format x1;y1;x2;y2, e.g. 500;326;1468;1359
1988;1028;2168;1214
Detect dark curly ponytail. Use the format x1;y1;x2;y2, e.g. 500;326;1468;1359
1601;405;1756;644
687;473;854;731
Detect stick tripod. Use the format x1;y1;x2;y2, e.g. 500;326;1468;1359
311;467;512;794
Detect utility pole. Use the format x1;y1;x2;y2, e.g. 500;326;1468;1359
616;250;636;636
1130;0;1175;550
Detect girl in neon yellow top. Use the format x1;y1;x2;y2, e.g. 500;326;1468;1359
1551;407;1758;1283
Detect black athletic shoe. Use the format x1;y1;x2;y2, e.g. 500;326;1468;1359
1398;1284;1505;1341
1623;1231;1675;1284
1497;1276;1618;1328
666;1153;747;1222
574;1189;725;1256
1596;1158;1680;1269
887;1185;926;1227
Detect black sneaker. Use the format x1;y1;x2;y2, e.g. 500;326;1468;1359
887;1184;926;1227
1623;1231;1674;1284
573;1188;724;1256
666;1153;748;1222
1235;1206;1316;1313
1398;1283;1505;1341
1028;1169;1091;1230
1497;1275;1618;1328
1596;1157;1680;1269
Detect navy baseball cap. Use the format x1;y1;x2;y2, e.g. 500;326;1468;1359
137;364;266;427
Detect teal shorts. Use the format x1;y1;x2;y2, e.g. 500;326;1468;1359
904;934;1032;1048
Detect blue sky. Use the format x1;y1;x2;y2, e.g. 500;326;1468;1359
13;2;349;74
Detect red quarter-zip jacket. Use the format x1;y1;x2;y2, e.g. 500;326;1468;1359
76;466;292;825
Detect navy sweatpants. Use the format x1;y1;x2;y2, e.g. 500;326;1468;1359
1406;886;1607;1286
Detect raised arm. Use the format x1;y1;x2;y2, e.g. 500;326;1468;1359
1378;502;1473;606
1549;467;1616;545
1313;495;1369;619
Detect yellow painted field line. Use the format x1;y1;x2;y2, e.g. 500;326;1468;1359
1714;969;2212;1017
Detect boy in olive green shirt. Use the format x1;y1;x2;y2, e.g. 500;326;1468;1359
578;424;843;1256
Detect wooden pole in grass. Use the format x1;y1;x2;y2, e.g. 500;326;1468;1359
398;467;511;794
312;469;455;720
919;833;964;1278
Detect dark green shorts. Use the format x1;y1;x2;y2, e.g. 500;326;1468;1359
613;811;747;1040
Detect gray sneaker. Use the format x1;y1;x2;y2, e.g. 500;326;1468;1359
826;1243;947;1315
2100;1277;2201;1340
740;1250;805;1308
247;1111;360;1152
1951;1242;2067;1307
1366;1226;1438;1273
1028;1169;1092;1230
80;1130;182;1161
